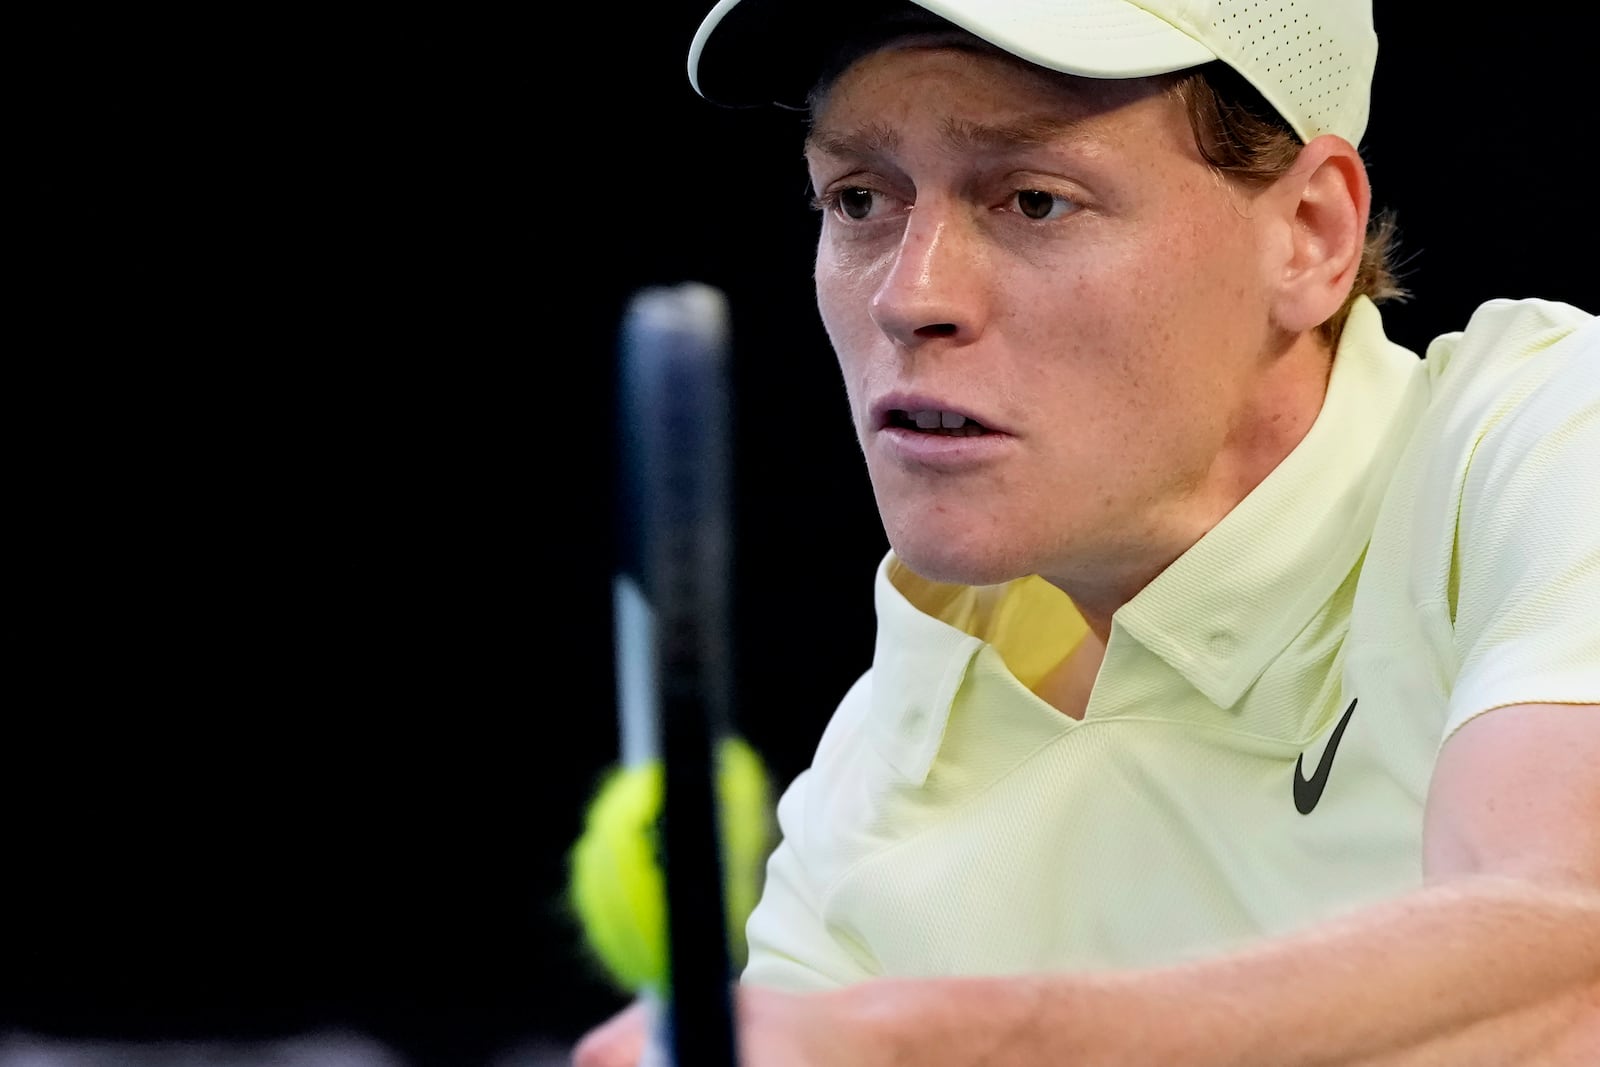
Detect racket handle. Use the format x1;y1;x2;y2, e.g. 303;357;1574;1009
616;282;740;1067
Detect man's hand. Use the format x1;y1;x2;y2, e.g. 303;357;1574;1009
571;984;919;1067
571;998;653;1067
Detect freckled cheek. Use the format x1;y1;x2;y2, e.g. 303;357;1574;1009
1148;208;1261;336
814;249;882;432
1032;252;1219;467
815;246;883;353
815;240;881;300
1099;221;1253;379
1031;256;1174;395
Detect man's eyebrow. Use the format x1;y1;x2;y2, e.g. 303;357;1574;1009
805;113;1089;159
942;114;1089;151
804;121;900;160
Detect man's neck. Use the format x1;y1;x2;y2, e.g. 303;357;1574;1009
1056;331;1335;644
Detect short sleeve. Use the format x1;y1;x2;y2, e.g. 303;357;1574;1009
1448;315;1600;739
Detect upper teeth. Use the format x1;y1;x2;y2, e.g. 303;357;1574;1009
912;410;967;429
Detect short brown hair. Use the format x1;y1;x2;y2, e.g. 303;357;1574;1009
1169;63;1409;345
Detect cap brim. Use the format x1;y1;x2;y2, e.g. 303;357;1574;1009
689;0;1217;108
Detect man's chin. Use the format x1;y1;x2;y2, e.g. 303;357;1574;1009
889;539;1032;590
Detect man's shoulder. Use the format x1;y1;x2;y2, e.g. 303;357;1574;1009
1421;297;1595;379
1359;296;1594;588
1392;296;1596;476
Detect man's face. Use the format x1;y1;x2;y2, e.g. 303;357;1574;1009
805;42;1290;597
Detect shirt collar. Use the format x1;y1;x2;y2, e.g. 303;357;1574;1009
1114;298;1429;707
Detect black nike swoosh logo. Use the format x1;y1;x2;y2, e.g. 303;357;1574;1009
1294;698;1357;815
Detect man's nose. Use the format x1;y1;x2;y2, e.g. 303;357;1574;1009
868;203;982;348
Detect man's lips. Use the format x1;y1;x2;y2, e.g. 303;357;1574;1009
871;396;1007;436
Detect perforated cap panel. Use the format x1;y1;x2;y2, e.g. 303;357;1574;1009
1164;0;1375;143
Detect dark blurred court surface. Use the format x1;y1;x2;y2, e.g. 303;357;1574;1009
0;1030;410;1067
0;1030;573;1067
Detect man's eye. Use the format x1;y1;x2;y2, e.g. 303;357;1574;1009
1014;189;1074;221
837;187;876;220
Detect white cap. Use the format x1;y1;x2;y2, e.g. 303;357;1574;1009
688;0;1377;145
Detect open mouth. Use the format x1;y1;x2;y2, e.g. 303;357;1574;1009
889;409;989;436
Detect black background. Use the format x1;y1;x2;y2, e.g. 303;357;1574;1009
9;5;1593;1066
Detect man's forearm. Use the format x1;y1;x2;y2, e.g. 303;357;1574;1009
896;876;1600;1066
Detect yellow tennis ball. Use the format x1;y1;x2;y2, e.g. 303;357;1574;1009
567;735;776;994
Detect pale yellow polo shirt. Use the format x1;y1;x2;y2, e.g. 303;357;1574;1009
743;296;1599;989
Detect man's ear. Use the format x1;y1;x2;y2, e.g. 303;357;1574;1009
1267;134;1369;334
